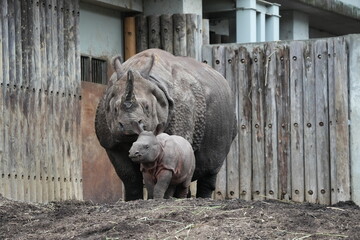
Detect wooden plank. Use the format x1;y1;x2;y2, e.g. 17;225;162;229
135;15;148;53
148;15;161;49
33;0;43;203
56;0;65;201
186;14;197;59
160;14;173;54
333;37;350;202
251;46;265;201
202;19;210;45
201;45;213;67
225;45;239;199
212;45;226;199
173;14;186;56
302;42;317;203
289;41;305;203
327;38;337;204
8;0;19;201
275;45;291;200
238;46;252;201
14;0;24;201
74;0;82;200
314;39;330;205
40;0;48;203
1;0;11;200
196;15;202;61
20;0;30;202
212;45;226;77
264;42;278;200
124;17;136;60
0;5;3;196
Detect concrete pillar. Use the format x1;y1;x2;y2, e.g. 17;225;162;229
280;10;309;40
266;4;280;41
347;34;360;206
257;12;266;42
236;0;257;43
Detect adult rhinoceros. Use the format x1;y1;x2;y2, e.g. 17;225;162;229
95;49;237;201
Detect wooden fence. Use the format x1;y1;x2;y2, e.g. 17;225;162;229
135;14;203;60
203;37;351;205
0;0;82;202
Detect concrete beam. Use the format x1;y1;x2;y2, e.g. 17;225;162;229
80;0;142;12
295;0;360;20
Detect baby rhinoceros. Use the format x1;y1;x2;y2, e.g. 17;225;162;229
128;122;195;199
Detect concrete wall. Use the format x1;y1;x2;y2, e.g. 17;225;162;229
80;2;123;59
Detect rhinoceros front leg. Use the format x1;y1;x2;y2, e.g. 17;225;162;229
106;148;144;201
153;170;173;199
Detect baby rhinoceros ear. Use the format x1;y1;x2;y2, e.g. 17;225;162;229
153;123;165;136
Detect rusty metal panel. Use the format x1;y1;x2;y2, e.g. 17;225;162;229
81;81;123;203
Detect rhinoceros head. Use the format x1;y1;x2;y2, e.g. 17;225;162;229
104;55;170;140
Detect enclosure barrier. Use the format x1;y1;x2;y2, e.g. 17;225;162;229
0;0;82;203
203;36;352;205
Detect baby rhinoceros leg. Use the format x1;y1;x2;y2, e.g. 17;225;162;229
153;170;173;199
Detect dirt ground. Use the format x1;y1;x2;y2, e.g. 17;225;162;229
0;194;359;240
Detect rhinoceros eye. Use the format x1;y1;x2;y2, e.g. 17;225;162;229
145;145;149;149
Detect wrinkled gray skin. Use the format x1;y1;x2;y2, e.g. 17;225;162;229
95;49;237;201
129;122;195;199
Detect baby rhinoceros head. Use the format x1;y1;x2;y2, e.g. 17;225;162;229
129;131;161;163
129;121;165;164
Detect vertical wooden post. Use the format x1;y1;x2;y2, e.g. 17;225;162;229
251;46;265;201
314;39;330;205
289;41;305;203
173;14;186;56
275;45;290;200
202;19;209;45
333;37;350;203
124;17;136;61
136;15;148;53
238;46;252;201
303;42;317;203
160;14;173;54
264;42;278;200
212;45;226;199
186;14;197;59
148;15;161;49
225;46;239;199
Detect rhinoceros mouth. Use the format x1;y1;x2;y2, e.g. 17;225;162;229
129;155;143;163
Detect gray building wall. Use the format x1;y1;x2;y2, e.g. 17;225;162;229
80;2;123;59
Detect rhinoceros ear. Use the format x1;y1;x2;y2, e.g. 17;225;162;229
153;123;165;136
112;55;123;79
140;53;155;79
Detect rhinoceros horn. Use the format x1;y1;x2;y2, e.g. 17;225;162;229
122;70;138;109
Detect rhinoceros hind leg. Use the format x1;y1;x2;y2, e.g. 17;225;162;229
196;174;217;198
